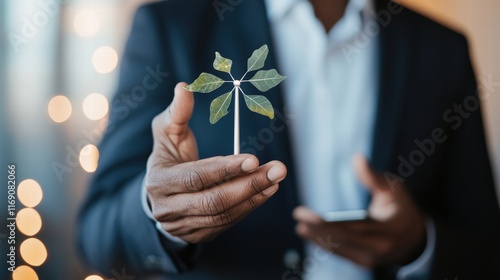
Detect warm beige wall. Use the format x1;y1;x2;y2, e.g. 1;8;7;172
401;0;500;197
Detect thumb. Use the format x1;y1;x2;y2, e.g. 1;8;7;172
151;82;198;162
158;82;194;136
353;154;387;194
168;82;194;126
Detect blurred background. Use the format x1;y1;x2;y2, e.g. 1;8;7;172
0;0;498;279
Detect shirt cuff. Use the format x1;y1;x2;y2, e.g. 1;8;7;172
141;176;189;250
396;218;436;280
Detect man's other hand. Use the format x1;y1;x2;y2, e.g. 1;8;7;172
293;155;427;267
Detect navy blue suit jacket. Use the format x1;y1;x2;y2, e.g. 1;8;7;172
78;1;500;279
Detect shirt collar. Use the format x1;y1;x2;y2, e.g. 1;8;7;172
265;0;301;21
265;0;374;44
265;0;372;24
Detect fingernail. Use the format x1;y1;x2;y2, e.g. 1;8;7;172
241;157;258;172
263;185;279;196
267;165;286;181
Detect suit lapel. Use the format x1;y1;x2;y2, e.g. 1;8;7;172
230;0;302;209
223;0;411;198
231;0;415;205
371;13;413;172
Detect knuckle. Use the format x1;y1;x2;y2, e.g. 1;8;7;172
144;180;158;196
153;206;176;222
162;172;179;189
201;193;219;215
152;197;180;222
183;169;204;191
222;164;234;178
144;170;161;193
212;210;233;227
245;196;259;210
201;188;229;216
247;176;263;195
216;163;234;184
145;168;175;195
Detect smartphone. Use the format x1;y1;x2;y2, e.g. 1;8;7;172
322;209;368;222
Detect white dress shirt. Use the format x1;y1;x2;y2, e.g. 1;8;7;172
142;0;435;278
265;0;434;279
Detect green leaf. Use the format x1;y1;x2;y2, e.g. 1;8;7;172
210;91;233;124
184;73;224;93
248;69;286;92
247;45;269;72
213;52;232;74
243;94;274;119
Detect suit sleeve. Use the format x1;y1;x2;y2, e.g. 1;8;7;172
77;5;196;277
430;36;500;279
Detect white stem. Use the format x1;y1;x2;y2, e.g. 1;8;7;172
234;86;240;155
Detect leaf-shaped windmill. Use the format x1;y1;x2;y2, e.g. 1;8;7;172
185;44;286;155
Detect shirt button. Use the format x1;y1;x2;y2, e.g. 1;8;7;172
283;249;301;269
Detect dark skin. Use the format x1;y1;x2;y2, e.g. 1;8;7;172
294;156;427;266
146;83;287;244
145;0;427;267
309;0;349;32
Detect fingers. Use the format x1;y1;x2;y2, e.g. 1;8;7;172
146;81;289;244
293;206;324;225
293;207;369;235
192;161;285;216
293;206;380;234
160;185;279;236
298;221;394;268
295;220;380;247
353;155;387;193
293;206;384;247
294;216;384;268
153;161;284;244
293;206;397;267
146;154;260;195
155;161;286;220
353;155;411;221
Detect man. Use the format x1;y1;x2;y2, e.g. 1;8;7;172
78;0;500;279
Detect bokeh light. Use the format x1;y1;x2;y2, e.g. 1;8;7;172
17;208;42;236
18;179;43;208
12;265;38;280
74;10;101;37
79;144;100;173
48;95;72;123
20;238;48;266
83;93;109;120
92;46;118;73
85;275;104;280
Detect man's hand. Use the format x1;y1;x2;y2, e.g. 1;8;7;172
293;155;427;267
145;83;287;244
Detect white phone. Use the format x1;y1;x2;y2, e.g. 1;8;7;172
322;209;368;222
